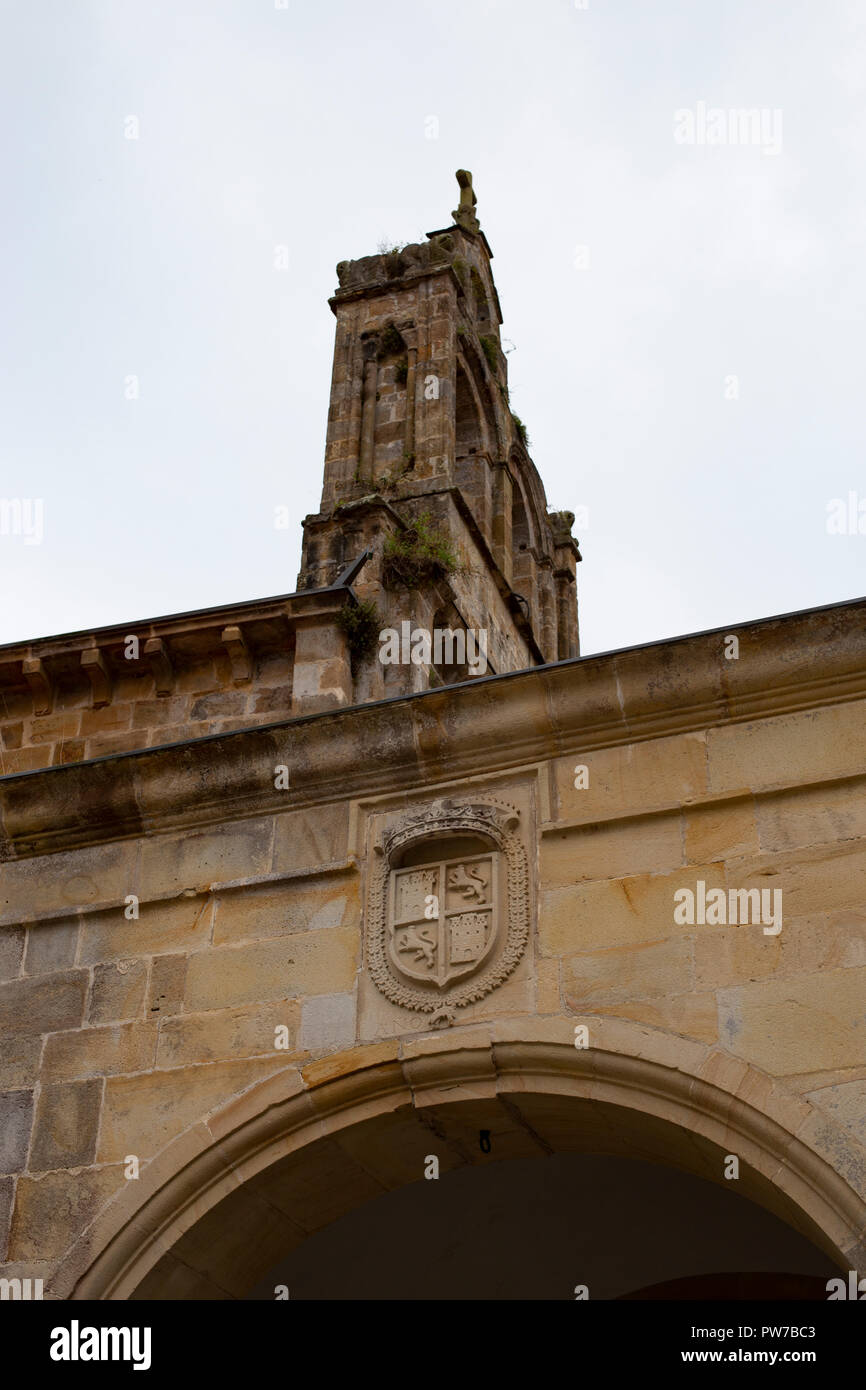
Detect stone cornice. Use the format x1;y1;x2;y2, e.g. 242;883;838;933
1;595;864;859
328;261;459;311
0;580;361;699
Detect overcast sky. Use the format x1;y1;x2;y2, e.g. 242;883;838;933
1;0;864;657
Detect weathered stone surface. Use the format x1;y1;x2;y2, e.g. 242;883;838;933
707;701;866;796
148;954;188;1017
796;1110;866;1205
80;897;211;966
138;820;274;900
0;747;48;774
539;863;725;955
189;691;248;721
588;992;718;1044
684;797;758;864
0;1091;34;1174
541;814;683;888
0;972;87;1037
757;778;866;854
302;1040;399;1090
24;919;79;976
693;915;844;992
554;732;707;822
299;992;356;1053
183;926;359;1012
718;968;866;1074
0;926;24;981
157;1001;299;1068
726;842;866;919
80;703;132;737
0;843;138;923
271;804;350;876
562;936;693;1009
131;697;188;729
0;1036;41;1090
30;1080;101;1172
806;1080;866;1145
27;711;81;745
98;1059;284;1163
251;685;293;715
0;721;23;749
42;1023;157;1082
536;957;560;1012
9;1166;126;1263
88;960;148;1023
213;872;358;946
0;1176;12;1260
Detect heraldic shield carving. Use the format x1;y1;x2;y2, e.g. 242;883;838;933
366;798;530;1018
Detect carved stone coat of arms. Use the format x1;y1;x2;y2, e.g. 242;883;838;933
365;798;530;1021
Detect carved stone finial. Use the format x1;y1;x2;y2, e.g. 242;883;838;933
453;169;480;234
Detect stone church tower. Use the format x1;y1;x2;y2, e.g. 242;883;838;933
296;170;581;705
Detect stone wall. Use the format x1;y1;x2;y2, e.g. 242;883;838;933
1;595;865;1293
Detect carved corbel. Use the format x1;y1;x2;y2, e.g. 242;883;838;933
144;637;174;696
23;657;54;715
221;625;252;685
81;648;112;708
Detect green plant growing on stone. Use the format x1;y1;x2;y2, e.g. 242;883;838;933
338;598;381;671
512;413;530;449
376;453;415;492
382;513;458;590
395;357;408;386
471;266;490;319
480;334;499;377
378;323;404;358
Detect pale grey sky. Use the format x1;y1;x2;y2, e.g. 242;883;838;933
1;0;864;656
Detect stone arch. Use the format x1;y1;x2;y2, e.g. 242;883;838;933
508;461;542;558
511;477;534;556
470;265;493;327
455;363;487;461
510;448;554;558
54;1019;866;1300
429;601;473;686
455;344;504;463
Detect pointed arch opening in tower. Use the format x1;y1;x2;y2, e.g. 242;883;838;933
455;366;486;462
512;482;532;557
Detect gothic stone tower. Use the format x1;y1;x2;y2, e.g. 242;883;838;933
296;171;581;704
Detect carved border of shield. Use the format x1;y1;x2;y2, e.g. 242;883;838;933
366;798;530;1015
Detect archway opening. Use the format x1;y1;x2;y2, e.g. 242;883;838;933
120;1073;847;1301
